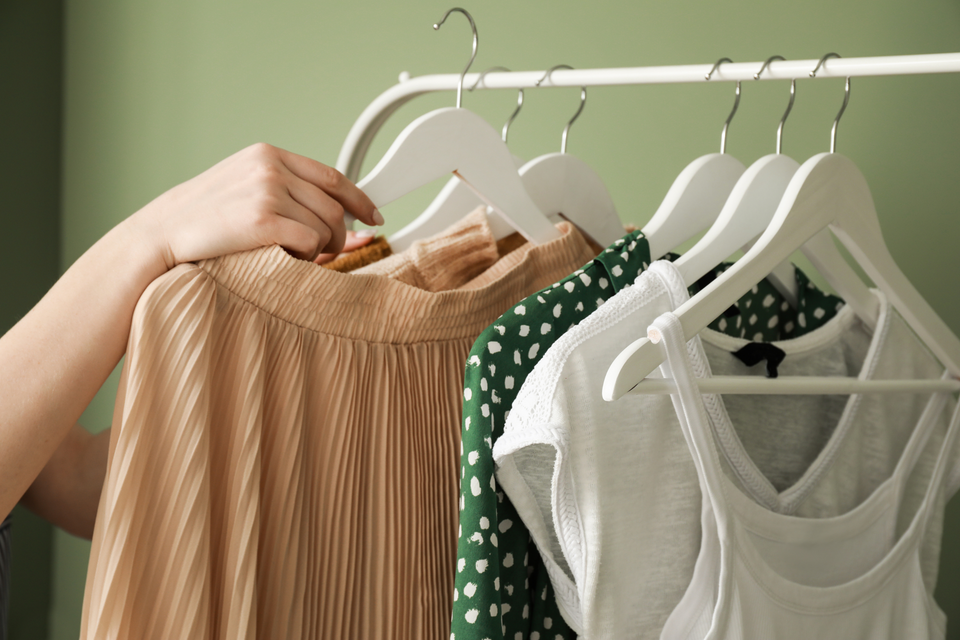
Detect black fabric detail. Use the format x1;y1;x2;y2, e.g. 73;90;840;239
732;342;786;378
693;268;741;318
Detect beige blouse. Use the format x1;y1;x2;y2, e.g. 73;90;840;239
80;211;597;640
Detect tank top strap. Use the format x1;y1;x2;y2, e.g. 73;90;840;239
653;304;960;550
887;374;953;514
914;380;960;542
649;311;736;635
648;311;734;529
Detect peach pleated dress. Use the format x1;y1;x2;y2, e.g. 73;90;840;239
80;210;598;640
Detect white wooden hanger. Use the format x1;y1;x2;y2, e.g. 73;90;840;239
388;67;523;252
675;56;877;324
515;65;626;248
677;153;801;298
604;60;960;399
642;59;747;260
356;9;560;245
391;62;627;250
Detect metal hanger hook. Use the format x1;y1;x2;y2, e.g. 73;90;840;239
434;7;478;109
810;53;851;153
755;55;796;155
537;64;586;154
809;52;840;77
561;87;587;154
505;89;524;144
705;57;733;81
706;58;739;154
467;65;509;91
468;66;524;142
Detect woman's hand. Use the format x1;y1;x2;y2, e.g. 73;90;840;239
0;143;380;528
129;143;383;270
316;229;378;265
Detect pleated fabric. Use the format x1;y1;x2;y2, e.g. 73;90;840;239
351;210;501;290
80;214;596;640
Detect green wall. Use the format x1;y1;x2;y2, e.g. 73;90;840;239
0;1;62;638
4;0;954;636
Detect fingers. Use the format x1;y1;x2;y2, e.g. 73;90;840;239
275;147;384;227
281;172;353;255
140;143;384;268
340;229;377;252
266;214;327;262
314;230;376;265
274;194;345;260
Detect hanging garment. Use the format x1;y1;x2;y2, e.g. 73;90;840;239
452;236;845;640
344;225;597;286
650;307;960;640
351;214;500;289
492;259;959;639
494;231;532;261
687;264;844;341
79;210;598;640
321;235;393;272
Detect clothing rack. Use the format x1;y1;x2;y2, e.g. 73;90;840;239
336;52;960;181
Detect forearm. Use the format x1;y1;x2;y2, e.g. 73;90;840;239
0;218;165;518
20;424;110;539
0;144;380;523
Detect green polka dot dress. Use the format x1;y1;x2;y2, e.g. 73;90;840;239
451;231;844;640
688;260;845;341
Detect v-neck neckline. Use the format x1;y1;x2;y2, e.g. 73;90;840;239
651;306;957;633
690;290;892;515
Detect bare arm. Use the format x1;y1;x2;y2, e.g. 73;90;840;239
20;424;110;539
0;143;382;523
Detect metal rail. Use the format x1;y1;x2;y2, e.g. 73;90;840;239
336;52;960;181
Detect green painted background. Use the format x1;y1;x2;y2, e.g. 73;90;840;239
1;1;61;638
6;0;960;637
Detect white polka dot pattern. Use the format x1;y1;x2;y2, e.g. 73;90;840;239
452;234;847;640
452;231;650;640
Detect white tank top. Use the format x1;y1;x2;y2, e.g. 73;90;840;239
649;311;959;640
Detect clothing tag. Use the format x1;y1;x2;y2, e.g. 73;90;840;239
731;342;786;378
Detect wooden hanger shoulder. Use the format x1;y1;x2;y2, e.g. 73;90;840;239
519;152;625;247
604;153;960;400
387;155;524;252
358;107;560;245
642;153;746;260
